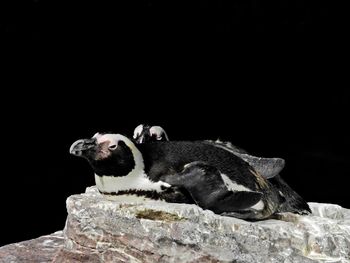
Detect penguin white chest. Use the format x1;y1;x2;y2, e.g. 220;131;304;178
95;171;171;194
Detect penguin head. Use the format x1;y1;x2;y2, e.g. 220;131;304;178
70;133;143;177
133;124;169;144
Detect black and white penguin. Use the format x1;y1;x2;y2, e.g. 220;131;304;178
133;124;285;179
70;132;282;220
133;124;311;215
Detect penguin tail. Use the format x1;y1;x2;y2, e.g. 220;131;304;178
270;175;311;215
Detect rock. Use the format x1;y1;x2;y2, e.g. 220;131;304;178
0;231;64;263
58;187;350;263
1;187;350;262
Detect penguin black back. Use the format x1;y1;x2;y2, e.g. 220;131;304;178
138;141;264;192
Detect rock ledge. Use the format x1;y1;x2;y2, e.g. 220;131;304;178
1;186;350;263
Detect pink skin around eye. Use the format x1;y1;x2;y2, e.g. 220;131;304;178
95;141;112;160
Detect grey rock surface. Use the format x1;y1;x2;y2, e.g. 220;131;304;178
0;231;64;263
1;187;350;262
59;187;350;263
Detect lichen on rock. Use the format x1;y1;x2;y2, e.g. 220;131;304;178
136;209;186;222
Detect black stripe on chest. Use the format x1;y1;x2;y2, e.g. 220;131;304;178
99;187;194;204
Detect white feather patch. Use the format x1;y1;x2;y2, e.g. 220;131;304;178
220;173;252;192
251;200;265;211
220;173;264;210
149;126;169;140
95;173;170;193
133;124;144;139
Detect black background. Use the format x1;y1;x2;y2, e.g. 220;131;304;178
1;0;348;246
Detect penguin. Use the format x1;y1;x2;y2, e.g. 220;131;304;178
70;132;282;220
132;124;285;179
132;124;311;215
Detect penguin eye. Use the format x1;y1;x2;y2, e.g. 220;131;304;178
108;144;117;150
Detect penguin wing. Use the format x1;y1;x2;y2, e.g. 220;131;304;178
235;154;285;179
161;161;263;214
205;140;285;179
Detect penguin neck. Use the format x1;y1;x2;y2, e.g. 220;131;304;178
121;135;145;174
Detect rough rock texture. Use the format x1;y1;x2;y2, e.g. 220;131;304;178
1;187;350;262
58;187;350;263
0;231;64;263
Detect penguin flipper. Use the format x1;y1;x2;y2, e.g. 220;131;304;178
236;154;285;179
162;162;263;213
210;190;263;214
206;140;285;179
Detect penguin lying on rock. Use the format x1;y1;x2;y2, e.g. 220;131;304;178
133;124;311;217
70;127;310;220
133;124;285;179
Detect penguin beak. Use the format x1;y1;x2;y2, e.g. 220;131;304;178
69;138;97;157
